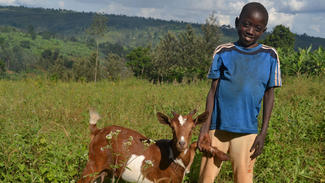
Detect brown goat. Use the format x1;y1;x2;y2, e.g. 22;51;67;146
78;109;228;183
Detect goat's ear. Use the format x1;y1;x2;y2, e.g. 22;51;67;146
194;111;209;125
157;112;170;125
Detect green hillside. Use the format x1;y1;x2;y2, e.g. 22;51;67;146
0;27;91;57
0;26;92;73
0;5;324;82
0;6;324;49
0;6;200;47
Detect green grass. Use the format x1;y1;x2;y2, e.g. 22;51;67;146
0;76;324;182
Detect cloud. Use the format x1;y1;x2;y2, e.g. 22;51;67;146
58;1;64;8
0;0;324;38
282;0;305;11
275;0;325;13
0;0;52;7
0;0;15;5
291;12;325;37
215;13;231;26
268;7;295;28
68;0;325;38
310;25;320;33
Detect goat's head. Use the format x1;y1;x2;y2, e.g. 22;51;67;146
157;109;209;152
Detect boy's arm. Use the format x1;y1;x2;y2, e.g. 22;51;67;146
250;87;274;159
198;79;219;150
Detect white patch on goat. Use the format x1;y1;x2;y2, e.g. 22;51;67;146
121;154;153;183
180;136;185;145
174;158;186;169
183;148;188;155
178;115;187;126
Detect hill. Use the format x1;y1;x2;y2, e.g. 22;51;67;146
0;5;324;49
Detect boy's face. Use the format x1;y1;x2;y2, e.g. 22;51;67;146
236;10;267;48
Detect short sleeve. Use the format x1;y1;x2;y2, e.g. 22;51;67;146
207;54;222;79
267;55;282;88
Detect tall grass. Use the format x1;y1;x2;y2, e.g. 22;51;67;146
0;76;324;182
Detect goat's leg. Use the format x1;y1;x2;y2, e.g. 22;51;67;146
78;161;98;183
185;142;197;173
89;171;108;183
100;171;108;183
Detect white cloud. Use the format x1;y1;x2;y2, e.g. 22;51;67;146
192;0;224;11
138;8;159;18
215;13;231;26
268;7;295;28
0;0;15;5
100;2;127;15
286;0;305;11
0;0;324;38
291;12;325;37
229;1;245;14
59;1;64;8
0;0;51;7
310;25;320;33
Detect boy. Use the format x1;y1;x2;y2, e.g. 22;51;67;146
198;2;281;183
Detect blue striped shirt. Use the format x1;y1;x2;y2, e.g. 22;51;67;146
208;42;281;133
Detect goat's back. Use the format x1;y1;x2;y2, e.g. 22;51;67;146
85;125;187;183
89;126;148;168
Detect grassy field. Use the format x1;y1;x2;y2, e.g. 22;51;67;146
0;76;324;182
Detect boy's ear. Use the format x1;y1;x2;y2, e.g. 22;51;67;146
235;17;239;28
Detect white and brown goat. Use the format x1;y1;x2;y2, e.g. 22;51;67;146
78;109;228;183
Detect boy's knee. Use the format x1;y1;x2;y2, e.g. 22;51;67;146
233;163;254;183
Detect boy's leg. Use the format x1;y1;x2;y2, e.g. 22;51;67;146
229;133;257;183
199;130;230;183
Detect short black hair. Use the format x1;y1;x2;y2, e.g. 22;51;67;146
239;2;269;25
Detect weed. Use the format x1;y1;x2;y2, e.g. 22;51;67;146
0;76;323;182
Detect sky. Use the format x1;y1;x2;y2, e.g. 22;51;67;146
0;0;324;38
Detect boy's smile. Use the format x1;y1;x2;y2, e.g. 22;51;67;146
236;10;267;48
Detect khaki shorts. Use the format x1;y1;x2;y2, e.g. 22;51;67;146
199;130;257;183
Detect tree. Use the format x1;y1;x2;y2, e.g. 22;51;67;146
178;25;201;80
0;59;5;74
0;36;11;71
201;12;221;54
49;57;73;81
262;25;295;49
99;42;126;57
87;13;108;82
73;53;96;82
152;32;179;82
126;47;152;78
39;49;60;70
102;53;132;80
27;25;36;40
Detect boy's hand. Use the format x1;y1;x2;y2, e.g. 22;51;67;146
197;132;209;151
250;133;266;159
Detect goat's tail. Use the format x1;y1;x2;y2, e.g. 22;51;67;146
89;108;100;139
